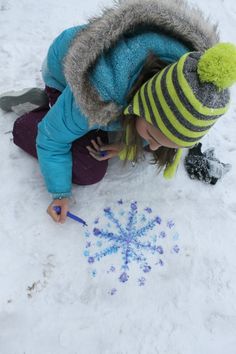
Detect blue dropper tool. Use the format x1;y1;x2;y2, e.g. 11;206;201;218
53;206;88;227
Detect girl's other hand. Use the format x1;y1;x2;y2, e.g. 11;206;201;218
86;136;124;161
47;198;69;223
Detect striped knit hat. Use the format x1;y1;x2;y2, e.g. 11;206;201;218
123;43;236;178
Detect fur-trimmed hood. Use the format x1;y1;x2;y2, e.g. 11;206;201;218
64;0;219;126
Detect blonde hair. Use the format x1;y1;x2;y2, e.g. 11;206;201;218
120;52;177;171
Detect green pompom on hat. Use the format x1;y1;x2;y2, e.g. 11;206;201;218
197;43;236;90
122;42;236;178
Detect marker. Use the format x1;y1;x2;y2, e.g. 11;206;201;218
53;206;88;227
100;150;108;157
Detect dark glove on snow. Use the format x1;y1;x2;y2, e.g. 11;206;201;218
184;143;231;185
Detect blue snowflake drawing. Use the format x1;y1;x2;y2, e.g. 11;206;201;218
83;201;180;294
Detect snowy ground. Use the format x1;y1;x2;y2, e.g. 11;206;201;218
0;0;236;353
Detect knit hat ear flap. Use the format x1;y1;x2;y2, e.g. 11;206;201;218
163;149;183;179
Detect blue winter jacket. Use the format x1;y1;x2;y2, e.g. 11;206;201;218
36;0;217;199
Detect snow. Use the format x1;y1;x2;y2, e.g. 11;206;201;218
0;0;236;353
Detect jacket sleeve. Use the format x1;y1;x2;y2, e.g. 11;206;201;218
42;25;87;92
36;86;90;199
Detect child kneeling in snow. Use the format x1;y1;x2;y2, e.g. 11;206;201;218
1;0;235;223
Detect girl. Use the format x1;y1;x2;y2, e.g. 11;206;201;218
1;0;235;223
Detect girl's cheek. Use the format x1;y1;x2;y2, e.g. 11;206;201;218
135;120;146;139
136;129;145;139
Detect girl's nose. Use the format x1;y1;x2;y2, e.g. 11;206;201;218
149;141;161;151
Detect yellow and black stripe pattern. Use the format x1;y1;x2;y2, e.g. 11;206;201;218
124;52;230;148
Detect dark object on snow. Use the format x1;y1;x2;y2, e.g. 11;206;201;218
184;143;231;185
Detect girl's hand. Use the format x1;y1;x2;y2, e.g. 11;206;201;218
47;198;69;223
86;137;124;161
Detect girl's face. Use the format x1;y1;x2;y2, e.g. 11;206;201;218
135;117;180;150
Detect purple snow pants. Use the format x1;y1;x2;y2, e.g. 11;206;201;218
12;86;109;185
